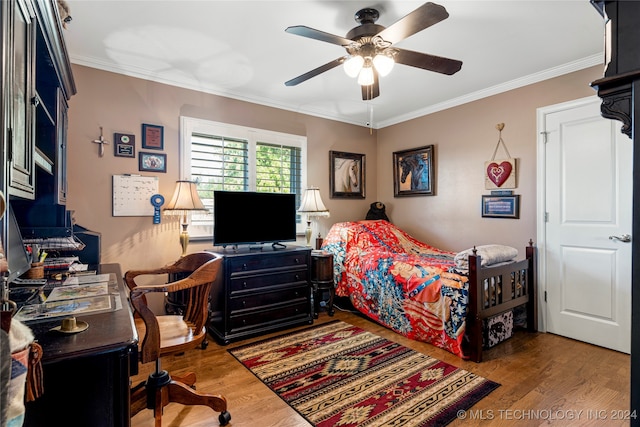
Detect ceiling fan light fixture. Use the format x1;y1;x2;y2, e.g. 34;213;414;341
372;53;394;76
343;55;364;77
357;65;374;86
284;3;463;101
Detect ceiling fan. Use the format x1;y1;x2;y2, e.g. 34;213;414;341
284;2;463;100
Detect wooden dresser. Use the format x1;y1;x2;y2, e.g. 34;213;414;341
208;245;313;344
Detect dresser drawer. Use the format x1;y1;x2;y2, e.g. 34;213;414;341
227;251;308;274
229;285;309;311
229;300;309;331
208;246;312;344
229;269;307;293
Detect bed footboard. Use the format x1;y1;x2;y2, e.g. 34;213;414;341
465;240;537;362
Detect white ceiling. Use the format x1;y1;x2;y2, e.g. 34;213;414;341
63;0;605;129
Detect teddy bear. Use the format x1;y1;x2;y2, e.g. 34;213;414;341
365;201;389;222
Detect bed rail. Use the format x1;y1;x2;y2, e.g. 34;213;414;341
465;240;537;362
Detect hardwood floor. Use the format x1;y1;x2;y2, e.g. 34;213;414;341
130;309;630;427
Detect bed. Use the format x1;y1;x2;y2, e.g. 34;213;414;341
320;220;537;362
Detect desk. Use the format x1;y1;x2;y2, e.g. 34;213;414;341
22;264;137;427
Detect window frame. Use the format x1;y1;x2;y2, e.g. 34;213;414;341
179;116;307;241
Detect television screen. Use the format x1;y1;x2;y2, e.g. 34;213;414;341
6;203;31;282
213;191;297;247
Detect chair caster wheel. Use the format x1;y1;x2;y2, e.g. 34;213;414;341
219;411;231;425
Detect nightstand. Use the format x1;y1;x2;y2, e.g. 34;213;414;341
311;250;334;318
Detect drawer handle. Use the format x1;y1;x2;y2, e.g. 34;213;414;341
242;300;246;307
295;258;300;264
242;281;248;289
242;263;248;270
295;274;300;280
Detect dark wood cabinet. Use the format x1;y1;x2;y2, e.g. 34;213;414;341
6;0;37;199
208;246;313;344
23;264;137;427
311;250;334;317
2;0;75;206
590;1;640;423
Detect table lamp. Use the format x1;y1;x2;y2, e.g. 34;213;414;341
164;180;208;256
297;187;330;247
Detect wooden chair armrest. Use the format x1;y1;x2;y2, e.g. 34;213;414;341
124;266;175;292
126;275;205;295
130;288;161;362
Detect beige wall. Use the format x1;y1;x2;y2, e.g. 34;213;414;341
377;66;603;257
67;65;376;274
67;64;602;271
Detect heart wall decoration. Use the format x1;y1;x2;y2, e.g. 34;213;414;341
484;123;517;189
487;161;513;187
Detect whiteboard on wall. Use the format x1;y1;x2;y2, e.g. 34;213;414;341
112;175;159;216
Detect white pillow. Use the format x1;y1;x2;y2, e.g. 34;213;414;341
454;244;519;273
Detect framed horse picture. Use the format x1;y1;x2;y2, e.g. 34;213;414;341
393;145;435;197
330;151;365;199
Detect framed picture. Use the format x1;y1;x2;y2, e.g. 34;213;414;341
141;123;164;150
481;194;520;218
138;152;167;173
393;145;434;197
329;151;365;199
113;133;135;158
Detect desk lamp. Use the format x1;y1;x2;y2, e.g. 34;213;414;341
164;181;207;256
297;187;330;247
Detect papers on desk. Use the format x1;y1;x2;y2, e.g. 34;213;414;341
15;295;112;322
14;274;114;322
46;282;108;302
69;263;89;272
63;273;111;286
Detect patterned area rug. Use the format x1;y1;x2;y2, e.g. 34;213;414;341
228;320;499;427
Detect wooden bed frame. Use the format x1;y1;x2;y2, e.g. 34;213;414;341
465;240;537;362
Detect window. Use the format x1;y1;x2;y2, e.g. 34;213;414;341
179;117;307;240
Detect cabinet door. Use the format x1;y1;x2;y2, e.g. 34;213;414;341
55;88;68;204
8;0;36;199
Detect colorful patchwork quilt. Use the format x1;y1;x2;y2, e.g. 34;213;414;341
321;220;470;358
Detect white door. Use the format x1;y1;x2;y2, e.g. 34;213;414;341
540;96;632;354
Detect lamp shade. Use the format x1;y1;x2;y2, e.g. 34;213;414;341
373;53;394;76
164;180;207;214
297;187;330;217
343;55;364;78
357;66;374;86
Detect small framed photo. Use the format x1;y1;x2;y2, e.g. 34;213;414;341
393;145;434;197
481;194;520;218
114;133;135;158
138;152;167;173
141;123;164;150
329;150;365;199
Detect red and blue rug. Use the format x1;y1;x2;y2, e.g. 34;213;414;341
229;320;499;427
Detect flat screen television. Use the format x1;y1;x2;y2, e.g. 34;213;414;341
213;190;297;248
6;203;32;282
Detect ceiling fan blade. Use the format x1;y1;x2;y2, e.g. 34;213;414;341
361;70;380;100
285;25;353;47
395;48;462;75
285;57;345;87
376;2;449;44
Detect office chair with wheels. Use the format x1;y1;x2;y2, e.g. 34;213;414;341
124;252;231;427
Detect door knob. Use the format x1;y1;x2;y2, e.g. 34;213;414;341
609;234;631;243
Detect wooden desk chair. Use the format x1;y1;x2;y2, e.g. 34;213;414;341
124;252;231;426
